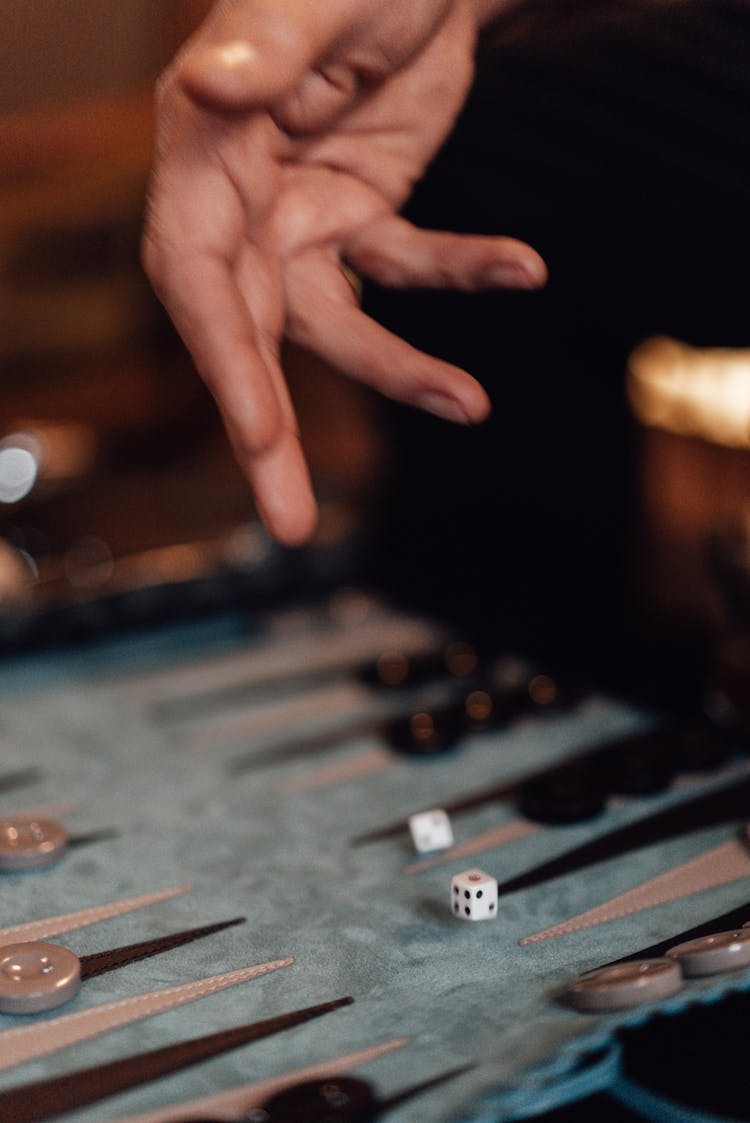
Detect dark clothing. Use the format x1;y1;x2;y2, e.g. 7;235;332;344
365;0;750;698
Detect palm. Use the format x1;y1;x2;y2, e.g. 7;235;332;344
201;0;478;361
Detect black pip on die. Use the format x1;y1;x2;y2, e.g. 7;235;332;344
451;868;498;921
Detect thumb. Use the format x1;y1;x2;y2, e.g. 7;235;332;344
175;0;350;112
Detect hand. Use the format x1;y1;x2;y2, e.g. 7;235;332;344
143;0;546;544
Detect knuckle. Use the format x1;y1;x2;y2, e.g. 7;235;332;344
232;415;281;460
357;247;403;287
252;10;309;61
285;301;316;347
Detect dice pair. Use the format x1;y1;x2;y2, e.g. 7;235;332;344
451;869;498;921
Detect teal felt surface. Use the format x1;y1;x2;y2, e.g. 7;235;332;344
1;598;750;1122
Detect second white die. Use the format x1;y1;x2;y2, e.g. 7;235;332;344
451;868;498;921
408;809;454;853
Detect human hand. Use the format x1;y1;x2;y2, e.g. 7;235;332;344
143;0;546;544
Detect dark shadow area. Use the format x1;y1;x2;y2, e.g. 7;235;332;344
365;0;750;709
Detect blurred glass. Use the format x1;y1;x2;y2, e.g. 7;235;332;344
627;337;750;706
629;337;750;450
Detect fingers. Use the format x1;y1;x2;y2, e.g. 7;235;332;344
143;242;317;545
345;215;548;291
234;425;318;547
286;261;491;423
145;243;281;448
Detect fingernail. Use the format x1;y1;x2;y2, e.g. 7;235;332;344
417;392;472;425
516;257;547;288
487;258;546;289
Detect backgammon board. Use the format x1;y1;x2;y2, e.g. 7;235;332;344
1;587;750;1122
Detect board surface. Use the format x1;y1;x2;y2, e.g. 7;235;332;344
1;592;749;1122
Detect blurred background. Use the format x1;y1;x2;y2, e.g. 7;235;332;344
0;0;748;718
0;0;383;641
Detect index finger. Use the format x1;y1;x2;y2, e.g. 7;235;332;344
144;237;282;449
142;239;317;544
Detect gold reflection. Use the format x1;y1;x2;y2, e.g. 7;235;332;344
445;640;479;678
64;537;114;590
528;674;558;707
26;421;97;485
465;689;493;723
409;712;435;741
0;540;35;606
628;337;750;449
122;542;205;585
376;651;409;687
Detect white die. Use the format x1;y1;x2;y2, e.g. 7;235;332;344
451;868;498;921
408;809;454;854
